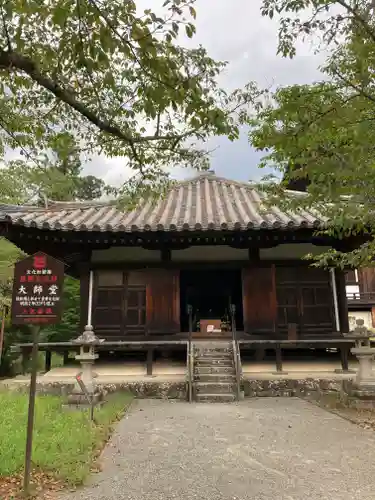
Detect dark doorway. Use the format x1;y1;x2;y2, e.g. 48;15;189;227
180;268;243;332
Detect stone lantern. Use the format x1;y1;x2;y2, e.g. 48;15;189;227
350;319;375;389
68;325;104;406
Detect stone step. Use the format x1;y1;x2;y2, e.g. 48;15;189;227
196;393;236;403
194;352;233;359
194;347;233;355
247;390;294;398
195;354;233;360
193;341;232;348
195;365;236;375
195;358;233;366
194;373;236;383
195;382;236;394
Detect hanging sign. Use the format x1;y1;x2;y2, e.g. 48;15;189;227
11;252;65;325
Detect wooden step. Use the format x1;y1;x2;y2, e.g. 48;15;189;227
194;373;236;383
195;358;233;366
195;365;236;375
195;382;236;394
194;352;233;359
196;393;236;403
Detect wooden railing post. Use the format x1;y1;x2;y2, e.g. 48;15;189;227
230;304;236;343
187;304;193;403
275;343;283;373
230;304;241;401
146;348;153;376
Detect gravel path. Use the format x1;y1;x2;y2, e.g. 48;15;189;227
63;398;375;500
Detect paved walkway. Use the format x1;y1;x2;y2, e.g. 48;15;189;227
63;399;375;500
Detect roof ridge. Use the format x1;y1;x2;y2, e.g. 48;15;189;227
0;203;42;213
46;199;115;210
0;199;115;212
175;171;255;190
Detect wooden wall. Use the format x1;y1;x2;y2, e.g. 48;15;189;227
91;269;180;338
358;268;375;294
242;266;277;333
88;261;347;339
346;267;375;294
145;269;180;334
242;265;340;336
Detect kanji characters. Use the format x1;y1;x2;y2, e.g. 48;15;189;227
48;284;58;295
33;285;43;295
18;285;27;295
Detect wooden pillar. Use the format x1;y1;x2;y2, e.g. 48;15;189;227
45;351;52;372
79;264;90;334
274;344;283;372
371;307;375;328
63;351;70;366
287;323;297;341
161;247;171;262
255;347;265;362
340;346;349;372
330;268;340;332
335;270;349;333
146;348;153;376
248;248;260;261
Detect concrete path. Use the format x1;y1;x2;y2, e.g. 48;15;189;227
63;399;375;500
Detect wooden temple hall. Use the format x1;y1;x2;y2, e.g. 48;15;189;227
0;171;352;344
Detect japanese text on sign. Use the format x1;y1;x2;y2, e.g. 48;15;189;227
11;253;65;325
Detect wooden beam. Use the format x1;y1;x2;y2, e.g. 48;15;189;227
5;224;350;249
248;248;260;261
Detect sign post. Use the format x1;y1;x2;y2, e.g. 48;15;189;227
0;305;7;366
23;324;40;494
11;252;64;496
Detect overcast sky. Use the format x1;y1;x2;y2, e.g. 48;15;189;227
87;0;325;185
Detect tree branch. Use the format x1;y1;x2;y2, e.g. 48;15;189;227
0;3;11;51
0;49;192;145
331;66;375;105
336;0;375;43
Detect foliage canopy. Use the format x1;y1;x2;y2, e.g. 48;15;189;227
0;0;256;200
250;0;375;267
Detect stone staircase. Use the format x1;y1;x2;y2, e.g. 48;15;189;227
193;341;238;402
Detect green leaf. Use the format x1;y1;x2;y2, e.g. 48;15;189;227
0;0;240;207
189;6;197;19
52;3;71;28
185;24;193;38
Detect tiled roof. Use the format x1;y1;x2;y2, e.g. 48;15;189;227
0;173;324;233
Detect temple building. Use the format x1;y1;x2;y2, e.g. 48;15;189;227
0;171;353;341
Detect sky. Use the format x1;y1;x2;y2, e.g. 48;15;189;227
83;0;326;185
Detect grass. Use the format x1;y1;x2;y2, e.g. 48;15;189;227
0;390;133;485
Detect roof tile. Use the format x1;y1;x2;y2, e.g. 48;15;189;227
0;173;324;232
